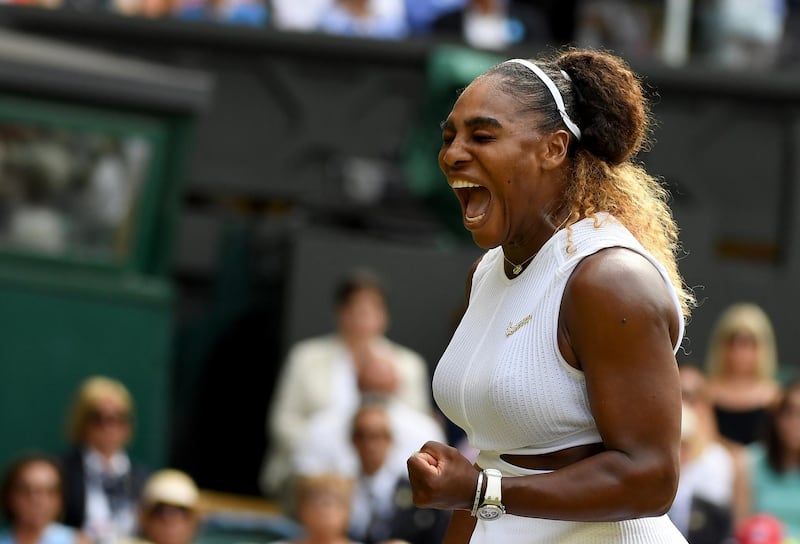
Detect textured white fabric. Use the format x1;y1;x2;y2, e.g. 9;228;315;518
433;213;685;456
468;451;687;543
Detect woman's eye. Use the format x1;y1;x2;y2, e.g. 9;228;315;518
441;133;454;144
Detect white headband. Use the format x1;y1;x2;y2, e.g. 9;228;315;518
504;58;581;140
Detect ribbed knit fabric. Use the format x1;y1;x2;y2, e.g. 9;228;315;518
433;214;684;455
433;214;687;542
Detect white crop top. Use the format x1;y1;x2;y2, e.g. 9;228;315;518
432;214;685;455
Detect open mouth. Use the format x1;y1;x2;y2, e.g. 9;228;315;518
450;180;491;226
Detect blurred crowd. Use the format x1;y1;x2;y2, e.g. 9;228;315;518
0;0;797;71
1;265;800;544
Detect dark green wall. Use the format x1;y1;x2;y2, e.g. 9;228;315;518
0;277;172;470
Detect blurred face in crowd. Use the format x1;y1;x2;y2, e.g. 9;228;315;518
140;503;198;544
352;406;393;476
721;331;760;378
84;395;131;457
298;486;351;541
9;461;62;531
337;287;388;344
777;387;800;456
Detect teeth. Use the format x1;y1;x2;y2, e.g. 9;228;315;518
465;213;485;223
450;180;482;189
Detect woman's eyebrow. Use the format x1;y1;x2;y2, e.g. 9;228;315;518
440;116;503;131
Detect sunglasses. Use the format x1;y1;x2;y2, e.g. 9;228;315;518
87;410;130;427
148;502;194;519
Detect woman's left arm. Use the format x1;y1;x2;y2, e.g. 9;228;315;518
498;247;683;521
408;248;684;522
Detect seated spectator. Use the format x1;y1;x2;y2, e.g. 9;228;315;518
131;470;200;544
261;268;433;499
0;453;89;544
60;376;150;543
746;382;800;540
345;400;449;544
573;0;661;60
270;0;333;31
705;303;781;446
669;402;735;544
403;0;465;34
292;393;445;482
272;474;358;544
319;0;409;39
678;364;750;525
431;0;550;50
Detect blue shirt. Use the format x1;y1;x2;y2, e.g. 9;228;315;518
0;523;78;544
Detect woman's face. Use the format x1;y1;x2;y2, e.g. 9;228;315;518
721;331;760;378
140;503;197;544
337;287;388;343
83;395;131;456
9;461;62;530
438;75;563;251
298;489;350;539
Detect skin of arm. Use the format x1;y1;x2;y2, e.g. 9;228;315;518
408;247;684;523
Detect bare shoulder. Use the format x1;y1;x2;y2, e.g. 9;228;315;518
560;247;680;365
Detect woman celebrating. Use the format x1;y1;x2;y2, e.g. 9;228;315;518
406;49;695;543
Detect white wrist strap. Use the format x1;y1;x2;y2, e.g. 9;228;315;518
470;470;484;517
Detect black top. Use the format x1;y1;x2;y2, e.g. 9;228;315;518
713;404;770;445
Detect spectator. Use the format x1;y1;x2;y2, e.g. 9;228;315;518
678;364;750;524
292;393;445;484
696;0;787;70
260;269;433;499
272;474;358;544
431;0;551;50
270;0;332;31
319;0;409;39
403;0;465;34
131;470;200;544
705;303;781;446
746;382;800;540
573;0;661;60
669;401;736;543
60;376;150;544
0;453;89;544
345;399;449;544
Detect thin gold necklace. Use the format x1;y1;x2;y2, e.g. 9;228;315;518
503;251;537;275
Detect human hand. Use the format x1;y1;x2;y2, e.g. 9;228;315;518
406;441;478;510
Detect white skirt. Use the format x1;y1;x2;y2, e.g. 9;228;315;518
470;452;688;544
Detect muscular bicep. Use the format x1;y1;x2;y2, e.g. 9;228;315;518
560;248;682;474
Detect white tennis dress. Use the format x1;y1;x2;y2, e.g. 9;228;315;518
433;214;688;543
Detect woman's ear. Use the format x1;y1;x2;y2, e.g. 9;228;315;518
541;130;570;170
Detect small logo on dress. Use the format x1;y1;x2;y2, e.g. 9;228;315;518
505;314;532;337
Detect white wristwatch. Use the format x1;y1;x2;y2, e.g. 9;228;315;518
477;468;505;520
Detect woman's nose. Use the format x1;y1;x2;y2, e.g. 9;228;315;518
440;139;470;169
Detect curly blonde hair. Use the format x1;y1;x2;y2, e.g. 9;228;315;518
487;49;695;317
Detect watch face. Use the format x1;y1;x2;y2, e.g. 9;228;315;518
478;504;504;521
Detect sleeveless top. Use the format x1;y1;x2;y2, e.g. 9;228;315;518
433;214;685;455
713;404;769;445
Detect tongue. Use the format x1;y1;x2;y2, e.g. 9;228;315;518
466;187;491;219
